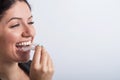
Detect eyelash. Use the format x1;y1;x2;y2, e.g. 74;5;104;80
28;21;34;25
10;21;34;28
10;24;20;28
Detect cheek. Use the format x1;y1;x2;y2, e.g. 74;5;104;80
7;34;19;43
0;31;20;55
7;31;20;42
30;27;36;39
31;27;36;36
0;31;20;45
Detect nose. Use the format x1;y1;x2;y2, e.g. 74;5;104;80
22;24;35;38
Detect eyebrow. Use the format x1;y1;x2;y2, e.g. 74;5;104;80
7;15;33;23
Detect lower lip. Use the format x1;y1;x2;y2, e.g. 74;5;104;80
17;49;30;52
16;50;31;61
16;47;30;53
16;50;31;58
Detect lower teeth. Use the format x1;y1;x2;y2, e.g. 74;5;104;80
18;44;37;51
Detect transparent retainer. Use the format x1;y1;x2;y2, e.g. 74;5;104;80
21;43;38;52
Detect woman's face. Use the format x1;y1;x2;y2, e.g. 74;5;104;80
0;1;35;63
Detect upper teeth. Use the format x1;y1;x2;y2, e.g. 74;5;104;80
16;41;32;46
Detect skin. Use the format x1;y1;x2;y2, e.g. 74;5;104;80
0;1;54;80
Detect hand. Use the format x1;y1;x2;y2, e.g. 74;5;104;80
30;45;54;80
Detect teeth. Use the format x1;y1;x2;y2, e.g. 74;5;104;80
16;41;32;46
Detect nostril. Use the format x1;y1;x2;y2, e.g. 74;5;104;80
22;29;32;37
22;32;31;37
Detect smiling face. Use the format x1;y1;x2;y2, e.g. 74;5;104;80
0;1;35;63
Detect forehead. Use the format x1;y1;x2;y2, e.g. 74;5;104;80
1;1;31;23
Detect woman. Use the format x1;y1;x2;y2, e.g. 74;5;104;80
0;0;54;80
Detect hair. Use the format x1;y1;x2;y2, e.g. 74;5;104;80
0;0;31;20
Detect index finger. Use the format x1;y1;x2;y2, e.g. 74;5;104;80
32;45;42;67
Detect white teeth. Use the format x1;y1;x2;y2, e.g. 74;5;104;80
16;41;32;46
22;43;38;51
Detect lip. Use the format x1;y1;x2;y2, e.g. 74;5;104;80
15;39;33;51
16;37;33;43
16;45;31;52
16;40;31;46
16;40;32;44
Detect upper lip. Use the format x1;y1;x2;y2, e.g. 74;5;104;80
17;38;33;43
16;40;32;45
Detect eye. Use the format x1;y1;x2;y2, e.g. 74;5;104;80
28;21;34;25
10;24;20;28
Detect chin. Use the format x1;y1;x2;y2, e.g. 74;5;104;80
18;57;30;63
18;59;30;63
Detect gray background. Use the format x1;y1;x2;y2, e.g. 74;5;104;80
29;0;120;80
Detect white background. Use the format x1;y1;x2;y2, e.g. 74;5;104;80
29;0;120;80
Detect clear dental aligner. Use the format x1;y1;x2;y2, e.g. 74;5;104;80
21;43;38;51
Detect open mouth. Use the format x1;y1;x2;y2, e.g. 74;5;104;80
16;41;32;52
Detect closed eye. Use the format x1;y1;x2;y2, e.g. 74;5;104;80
10;24;20;28
28;22;34;25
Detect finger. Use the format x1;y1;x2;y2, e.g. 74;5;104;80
41;46;48;67
32;45;42;67
47;54;51;68
47;54;54;70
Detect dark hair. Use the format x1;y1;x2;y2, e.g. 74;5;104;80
0;0;31;20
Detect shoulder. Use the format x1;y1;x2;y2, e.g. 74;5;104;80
18;60;32;75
